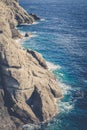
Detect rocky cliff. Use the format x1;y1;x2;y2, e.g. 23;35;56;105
0;0;62;130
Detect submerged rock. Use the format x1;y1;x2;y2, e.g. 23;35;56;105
25;33;30;37
25;32;32;37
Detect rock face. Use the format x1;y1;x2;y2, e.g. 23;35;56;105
0;0;62;130
0;88;16;130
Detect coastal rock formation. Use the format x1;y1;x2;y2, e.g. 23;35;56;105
0;0;62;130
29;13;40;20
1;0;34;25
25;32;32;37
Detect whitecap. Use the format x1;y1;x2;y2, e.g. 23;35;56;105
59;73;64;77
58;101;74;113
84;80;87;83
23;124;40;130
32;21;39;25
19;21;39;26
58;81;72;95
28;34;38;38
57;81;74;113
20;23;32;26
40;18;46;21
32;31;37;34
46;61;61;71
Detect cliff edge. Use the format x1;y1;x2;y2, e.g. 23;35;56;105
0;0;62;130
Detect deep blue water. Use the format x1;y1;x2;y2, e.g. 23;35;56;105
19;0;87;129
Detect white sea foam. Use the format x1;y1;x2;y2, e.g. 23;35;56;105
15;34;38;45
19;30;25;36
84;80;87;83
46;61;72;95
19;21;40;26
15;30;38;45
58;101;74;113
57;81;74;113
15;38;24;45
59;73;64;77
32;21;39;25
20;23;31;26
19;29;38;37
40;18;46;21
46;61;61;71
58;81;72;95
15;39;21;43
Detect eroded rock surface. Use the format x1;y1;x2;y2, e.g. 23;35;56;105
0;0;62;129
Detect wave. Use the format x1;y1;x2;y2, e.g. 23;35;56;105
15;38;22;43
40;18;46;21
18;30;25;36
28;34;38;38
46;61;61;71
20;23;31;26
32;21;39;25
23;124;40;130
46;61;72;96
58;100;74;113
19;21;39;26
58;81;72;95
15;38;26;45
84;80;87;83
15;34;38;44
57;81;74;113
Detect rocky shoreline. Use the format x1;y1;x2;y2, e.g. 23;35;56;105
0;0;62;130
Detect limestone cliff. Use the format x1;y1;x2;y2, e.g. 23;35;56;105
0;0;62;130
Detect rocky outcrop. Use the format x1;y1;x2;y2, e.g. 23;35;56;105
0;0;62;130
1;0;34;25
25;32;32;37
27;49;48;69
29;13;40;20
0;0;35;39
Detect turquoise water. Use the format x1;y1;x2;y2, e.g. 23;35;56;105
18;0;87;129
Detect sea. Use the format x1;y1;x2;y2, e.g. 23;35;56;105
18;0;87;130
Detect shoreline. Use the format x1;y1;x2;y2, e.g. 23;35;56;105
15;29;62;72
0;0;63;129
16;24;64;127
